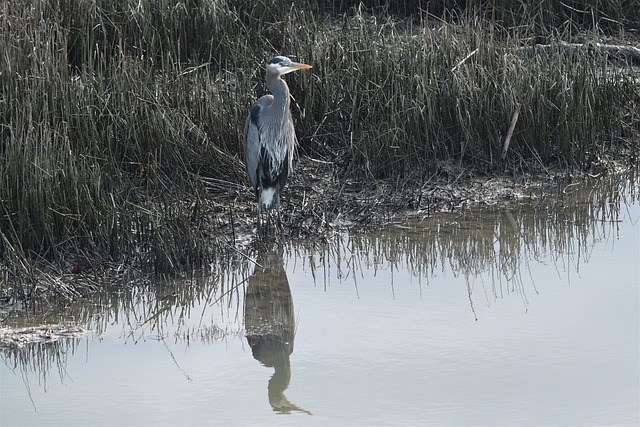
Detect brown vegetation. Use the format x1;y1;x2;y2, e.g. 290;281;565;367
0;0;638;304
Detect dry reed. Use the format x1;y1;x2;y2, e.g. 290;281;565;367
0;0;638;302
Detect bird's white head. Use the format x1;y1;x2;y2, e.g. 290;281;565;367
266;56;312;76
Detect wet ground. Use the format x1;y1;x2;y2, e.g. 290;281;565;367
1;172;638;426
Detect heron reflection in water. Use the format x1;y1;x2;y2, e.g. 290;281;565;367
244;244;312;415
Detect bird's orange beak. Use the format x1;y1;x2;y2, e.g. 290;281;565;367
290;62;312;70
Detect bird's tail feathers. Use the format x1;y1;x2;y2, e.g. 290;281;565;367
259;187;278;212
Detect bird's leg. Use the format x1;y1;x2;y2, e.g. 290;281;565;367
275;204;283;229
256;209;271;242
256;203;262;228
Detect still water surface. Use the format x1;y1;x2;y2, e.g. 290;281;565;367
1;176;639;426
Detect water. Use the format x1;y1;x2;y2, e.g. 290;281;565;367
1;175;639;426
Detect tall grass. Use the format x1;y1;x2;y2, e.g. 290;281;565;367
292;8;638;178
0;0;638;292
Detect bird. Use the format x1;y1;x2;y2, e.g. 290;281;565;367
244;56;312;217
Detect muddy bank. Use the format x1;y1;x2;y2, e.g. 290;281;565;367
0;324;86;349
216;154;636;239
0;153;636;318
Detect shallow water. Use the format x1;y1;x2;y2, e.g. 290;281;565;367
1;175;639;426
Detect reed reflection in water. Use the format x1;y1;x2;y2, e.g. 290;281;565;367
0;173;638;426
291;173;639;318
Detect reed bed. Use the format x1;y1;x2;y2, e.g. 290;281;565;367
0;0;638;302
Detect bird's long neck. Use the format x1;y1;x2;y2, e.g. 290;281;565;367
266;73;290;117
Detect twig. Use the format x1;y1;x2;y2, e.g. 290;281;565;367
501;103;521;160
179;62;211;75
451;49;478;72
515;41;640;62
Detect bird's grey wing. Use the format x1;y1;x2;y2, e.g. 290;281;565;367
244;104;262;193
244;95;273;190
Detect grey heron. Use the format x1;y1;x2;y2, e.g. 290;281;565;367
244;56;312;216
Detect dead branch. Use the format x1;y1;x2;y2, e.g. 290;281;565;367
451;49;478;72
516;41;640;63
501;103;521;160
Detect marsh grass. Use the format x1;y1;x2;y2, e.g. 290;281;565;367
0;0;638;301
